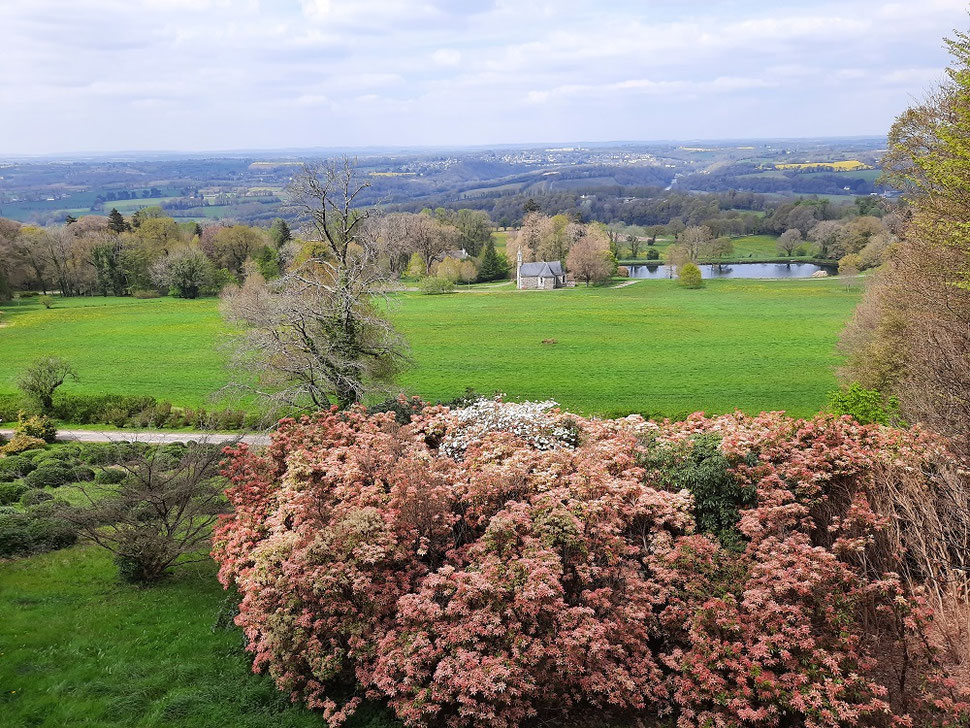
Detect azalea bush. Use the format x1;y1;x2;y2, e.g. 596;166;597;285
213;401;970;728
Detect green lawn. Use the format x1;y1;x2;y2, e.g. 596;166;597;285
0;296;229;408
0;278;861;419
393;278;860;418
0;545;394;728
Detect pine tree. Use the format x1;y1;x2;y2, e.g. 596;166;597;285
64;214;78;225
269;218;292;248
477;239;510;282
107;208;128;233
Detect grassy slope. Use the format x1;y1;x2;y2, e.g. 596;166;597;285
0;296;229;408
393;277;860;418
0;545;394;728
0;279;861;419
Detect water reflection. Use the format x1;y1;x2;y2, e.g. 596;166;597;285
626;262;836;279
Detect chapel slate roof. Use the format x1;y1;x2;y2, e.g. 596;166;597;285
519;261;565;277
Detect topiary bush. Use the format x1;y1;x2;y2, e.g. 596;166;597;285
0;481;28;505
0;514;32;556
214;404;970;728
94;468;127;485
0;455;36;482
26;516;77;552
24;462;76;489
19;488;53;508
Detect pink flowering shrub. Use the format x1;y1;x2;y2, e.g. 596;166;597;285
213;403;970;728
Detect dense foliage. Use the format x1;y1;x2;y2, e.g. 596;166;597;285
214;401;969;728
841;30;970;459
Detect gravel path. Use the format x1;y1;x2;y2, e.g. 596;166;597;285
0;428;270;446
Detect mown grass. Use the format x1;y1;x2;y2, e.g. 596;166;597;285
0;545;396;728
1;278;861;419
0;296;229;408
393;276;861;418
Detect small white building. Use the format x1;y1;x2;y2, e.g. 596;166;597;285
516;249;566;290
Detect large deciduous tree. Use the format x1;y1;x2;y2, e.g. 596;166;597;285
840;29;970;458
566;232;612;286
221;159;409;411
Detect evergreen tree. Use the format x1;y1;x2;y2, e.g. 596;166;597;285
269;217;292;248
64;214;77;225
477;239;510;282
107;208;128;233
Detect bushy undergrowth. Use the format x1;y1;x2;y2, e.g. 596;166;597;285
1;392;258;431
213;402;970;728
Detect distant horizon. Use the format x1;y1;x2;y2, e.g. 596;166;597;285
0;134;890;161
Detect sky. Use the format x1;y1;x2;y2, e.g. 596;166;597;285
1;0;968;155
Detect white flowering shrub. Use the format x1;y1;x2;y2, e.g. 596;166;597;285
440;397;579;458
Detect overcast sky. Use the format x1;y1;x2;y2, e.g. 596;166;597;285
1;0;967;155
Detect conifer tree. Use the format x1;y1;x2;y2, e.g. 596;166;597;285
476;239;509;281
269;217;292;248
107;208;128;233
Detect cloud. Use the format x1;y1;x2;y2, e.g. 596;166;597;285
0;0;966;153
432;48;462;67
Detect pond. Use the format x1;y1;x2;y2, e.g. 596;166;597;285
626;262;837;280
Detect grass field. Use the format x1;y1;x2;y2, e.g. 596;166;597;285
621;234;816;263
775;160;870;171
0;545;396;728
0;278;861;419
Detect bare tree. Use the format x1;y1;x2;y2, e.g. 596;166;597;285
222;159;409;411
61;440;231;583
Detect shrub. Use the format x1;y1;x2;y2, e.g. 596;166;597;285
0;481;28;505
131;289;161;299
76;442;122;466
617;265;630;277
214;405;970;728
678;261;703;288
24;462;76;488
418;276;456;294
0;514;32;556
94;468;127;485
38;294;53;309
52;393;157;425
646;248;660;260
0;435;47;456
26;517;77;552
20;489;53;508
62;442;230;583
0;455;36;482
0;393;24;422
16;412;57;443
828;382;903;425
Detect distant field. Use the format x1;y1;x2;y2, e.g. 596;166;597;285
0;279;859;419
620;234;809;262
775;160;870;171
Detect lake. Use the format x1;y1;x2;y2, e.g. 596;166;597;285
626;262;836;279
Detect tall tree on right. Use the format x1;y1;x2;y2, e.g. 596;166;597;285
840;29;970;457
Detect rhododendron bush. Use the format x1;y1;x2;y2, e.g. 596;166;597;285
213;400;970;728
